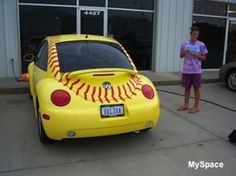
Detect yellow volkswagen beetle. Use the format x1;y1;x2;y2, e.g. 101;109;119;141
28;34;160;143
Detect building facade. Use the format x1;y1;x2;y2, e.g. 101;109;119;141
0;0;235;78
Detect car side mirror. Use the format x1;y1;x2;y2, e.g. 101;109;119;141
23;53;34;62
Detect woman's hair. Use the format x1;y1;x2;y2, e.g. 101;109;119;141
190;26;200;34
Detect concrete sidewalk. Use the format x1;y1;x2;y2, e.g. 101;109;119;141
0;70;220;94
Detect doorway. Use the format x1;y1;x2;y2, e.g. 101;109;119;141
79;8;106;36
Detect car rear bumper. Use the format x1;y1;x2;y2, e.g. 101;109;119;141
41;102;160;140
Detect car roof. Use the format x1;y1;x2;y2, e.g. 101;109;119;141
46;34;119;44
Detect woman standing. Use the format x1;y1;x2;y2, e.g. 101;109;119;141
178;26;208;113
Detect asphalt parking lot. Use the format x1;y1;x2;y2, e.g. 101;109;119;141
0;83;236;176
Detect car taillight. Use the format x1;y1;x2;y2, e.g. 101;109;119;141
51;90;71;106
141;85;154;99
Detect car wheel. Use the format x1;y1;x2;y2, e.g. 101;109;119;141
227;70;236;92
37;107;52;144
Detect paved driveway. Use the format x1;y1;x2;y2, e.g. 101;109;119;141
0;83;235;176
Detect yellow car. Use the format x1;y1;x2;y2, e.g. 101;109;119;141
28;34;160;143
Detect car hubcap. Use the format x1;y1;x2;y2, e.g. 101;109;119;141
228;72;236;90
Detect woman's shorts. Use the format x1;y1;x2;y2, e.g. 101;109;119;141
182;73;201;88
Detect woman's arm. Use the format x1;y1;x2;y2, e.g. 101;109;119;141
180;49;187;58
189;51;207;61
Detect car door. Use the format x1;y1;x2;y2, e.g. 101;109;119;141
33;41;48;92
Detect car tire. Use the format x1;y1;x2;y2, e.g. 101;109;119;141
37;107;52;144
141;128;151;132
29;94;33;100
227;70;236;92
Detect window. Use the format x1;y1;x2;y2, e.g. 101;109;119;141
193;16;226;69
226;20;236;63
19;5;76;72
19;0;155;72
19;0;76;5
35;42;48;71
79;0;105;7
56;41;132;72
108;10;153;70
193;0;227;69
193;0;227;16
229;3;236;17
109;0;154;10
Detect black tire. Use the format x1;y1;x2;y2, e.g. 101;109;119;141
227;70;236;92
141;128;151;132
29;93;33;100
37;107;52;144
28;77;33;100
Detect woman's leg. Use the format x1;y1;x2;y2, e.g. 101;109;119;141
184;87;191;108
188;74;201;113
178;74;191;111
193;87;200;110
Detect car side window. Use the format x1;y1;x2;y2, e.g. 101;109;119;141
35;41;48;71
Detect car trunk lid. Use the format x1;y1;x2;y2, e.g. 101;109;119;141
59;69;142;103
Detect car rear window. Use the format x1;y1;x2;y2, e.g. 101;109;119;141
56;41;133;72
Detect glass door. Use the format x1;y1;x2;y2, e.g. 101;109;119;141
226;19;236;63
80;8;105;36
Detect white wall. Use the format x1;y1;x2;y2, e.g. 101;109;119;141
153;0;193;72
0;0;7;77
0;0;20;78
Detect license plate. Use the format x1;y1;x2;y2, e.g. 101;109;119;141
101;104;124;118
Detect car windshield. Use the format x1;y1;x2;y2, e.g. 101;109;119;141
56;41;133;72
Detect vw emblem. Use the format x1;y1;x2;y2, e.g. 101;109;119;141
102;82;112;90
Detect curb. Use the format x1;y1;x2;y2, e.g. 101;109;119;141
0;87;29;95
202;79;221;83
0;79;221;95
153;80;181;86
